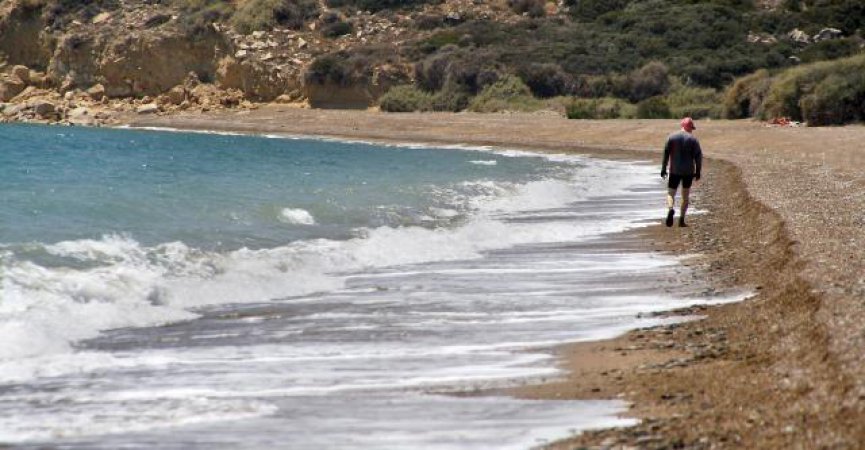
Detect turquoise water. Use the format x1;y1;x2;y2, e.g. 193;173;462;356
0;125;558;249
0;124;740;448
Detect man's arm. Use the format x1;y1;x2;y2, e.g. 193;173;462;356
694;140;703;180
661;137;671;178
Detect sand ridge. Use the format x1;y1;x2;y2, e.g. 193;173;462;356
130;108;865;447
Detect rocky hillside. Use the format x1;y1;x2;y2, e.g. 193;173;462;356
0;0;860;124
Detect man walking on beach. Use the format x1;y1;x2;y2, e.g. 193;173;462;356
661;117;702;227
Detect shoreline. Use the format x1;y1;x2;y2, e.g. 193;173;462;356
123;120;731;444
121;109;861;446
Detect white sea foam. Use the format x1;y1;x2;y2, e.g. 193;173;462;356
278;207;316;225
469;160;498;166
0;395;278;442
0;157;653;364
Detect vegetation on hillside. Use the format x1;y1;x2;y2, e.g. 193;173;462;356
13;0;865;125
173;0;319;34
724;54;865;126
372;0;865;124
324;0;440;13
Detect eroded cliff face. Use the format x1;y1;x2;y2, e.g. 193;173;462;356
0;3;52;71
44;19;230;98
81;31;226;97
0;0;437;121
0;0;299;106
216;56;299;102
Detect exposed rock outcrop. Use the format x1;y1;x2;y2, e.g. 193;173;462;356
0;76;26;101
50;30;227;98
0;3;52;71
216;57;298;102
0;0;532;120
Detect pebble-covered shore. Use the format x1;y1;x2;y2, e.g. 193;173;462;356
127;108;865;447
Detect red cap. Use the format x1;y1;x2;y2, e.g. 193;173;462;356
680;117;696;131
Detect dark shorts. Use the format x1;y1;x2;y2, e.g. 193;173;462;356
668;174;694;189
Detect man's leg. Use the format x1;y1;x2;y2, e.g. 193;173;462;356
679;175;694;227
679;188;690;227
665;186;677;227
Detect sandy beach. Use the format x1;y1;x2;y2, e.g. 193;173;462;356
128;107;865;448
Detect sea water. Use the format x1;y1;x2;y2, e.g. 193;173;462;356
0;124;736;448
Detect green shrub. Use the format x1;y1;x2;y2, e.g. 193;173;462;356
508;0;545;18
564;0;632;21
574;75;612;98
636;96;672;119
468;75;540;112
762;54;865;121
414;48;458;91
321;20;352;38
626;61;671;103
566;97;635;119
414;14;444;30
518;63;574;98
778;1;865;36
416;30;463;54
445;56;501;95
379;85;434;112
175;0;234;36
230;0;318;33
324;0;440;12
305;45;400;89
671;104;723;120
475;75;531;99
667;83;720;107
305;53;354;85
665;83;722;119
566;99;598;119
722;69;772;119
800;72;865;126
39;0;121;27
414;47;501;95
798;38;861;64
430;83;471;112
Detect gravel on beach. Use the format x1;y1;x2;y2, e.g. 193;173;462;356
130;109;865;448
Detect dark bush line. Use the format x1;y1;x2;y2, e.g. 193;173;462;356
414;11;791;91
173;0;318;35
724;54;865;126
324;0;440;12
507;0;545;18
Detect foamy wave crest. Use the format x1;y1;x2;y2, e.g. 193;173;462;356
0;159;655;363
469;160;498;166
279;208;316;225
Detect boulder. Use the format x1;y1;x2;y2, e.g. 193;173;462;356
787;28;810;45
143;14;171;29
136;103;159;114
60;76;76;93
216;57;294;102
28;71;48;89
2;103;23;117
67;106;95;125
814;27;843;42
87;84;106;101
92;12;112;25
0;77;26;101
31;101;56;118
166;85;186;105
11;65;30;84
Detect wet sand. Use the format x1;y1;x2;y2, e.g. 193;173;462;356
130;108;865;447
